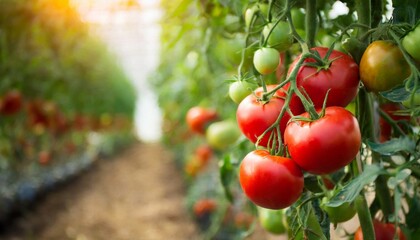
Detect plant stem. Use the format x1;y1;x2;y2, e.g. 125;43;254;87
375;174;393;219
355;0;371;41
305;0;317;48
355;195;375;240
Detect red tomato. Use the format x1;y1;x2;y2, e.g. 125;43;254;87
195;144;213;165
193;199;217;217
379;103;410;142
186;106;218;134
0;90;23;116
236;85;303;148
354;220;406;240
288;47;360;109
284;107;361;175
239;150;304;209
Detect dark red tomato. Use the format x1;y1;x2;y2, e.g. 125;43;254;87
0;90;23;115
284;106;361;175
354;220;406;240
360;41;411;92
239;150;304;209
237;85;303;148
287;47;360;109
186;106;218;134
379;103;410;142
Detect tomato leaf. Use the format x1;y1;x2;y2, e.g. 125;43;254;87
368;137;416;155
380;84;412;102
326;164;384;207
406;196;420;229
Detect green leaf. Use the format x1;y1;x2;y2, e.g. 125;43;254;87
326;164;384;207
406;197;420;229
380;84;412;102
219;154;234;202
368;137;416;155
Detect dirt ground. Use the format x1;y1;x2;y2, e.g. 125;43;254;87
0;143;199;240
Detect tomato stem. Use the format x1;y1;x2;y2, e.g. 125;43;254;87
355;0;371;41
305;0;317;48
355;195;376;240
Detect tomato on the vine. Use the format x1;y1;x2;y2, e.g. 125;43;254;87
263;21;293;52
287;47;360;109
321;198;356;224
236;85;303;148
253;48;280;75
205;120;240;150
239;149;304;209
284;106;361;175
402;24;420;62
354;220;406;240
186;106;218;134
360;40;411;92
229;80;257;104
258;207;287;234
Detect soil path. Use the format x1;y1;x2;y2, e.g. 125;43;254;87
1;143;199;240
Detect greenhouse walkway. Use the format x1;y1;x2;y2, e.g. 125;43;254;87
0;143;199;240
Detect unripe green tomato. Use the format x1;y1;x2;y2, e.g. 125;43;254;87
321;198;357;223
258;3;269;19
402;92;420;107
253;48;280;75
291;8;305;30
263;22;293;52
258;207;287;235
402;24;420;62
229;81;256;104
206;120;240;150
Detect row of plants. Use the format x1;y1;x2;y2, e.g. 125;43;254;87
153;0;420;239
0;0;137;221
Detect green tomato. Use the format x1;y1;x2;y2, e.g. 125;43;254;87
258;207;287;235
402;24;420;62
402;92;420;107
253;47;280;75
205;120;240;150
229;81;256;104
321;198;356;223
263;22;293;52
291;8;305;30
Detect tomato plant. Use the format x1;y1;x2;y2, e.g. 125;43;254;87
360;41;411;92
263;21;293;52
321;198;356;224
354;220;406;240
284;107;361;175
287;47;360;109
186;107;218;135
239;150;304;209
379;103;411;142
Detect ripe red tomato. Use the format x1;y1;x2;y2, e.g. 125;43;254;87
236;85;303;148
379;103;410;142
284;106;361;175
287;47;360;109
354;220;406;240
186;106;218;134
360;41;411;92
195;144;213;165
0;90;23;116
239;150;304;209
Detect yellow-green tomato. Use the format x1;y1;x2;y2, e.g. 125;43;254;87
258;207;287;234
263;22;293;52
402;24;420;62
206;120;240;150
253;47;280;75
402;92;420;107
321;198;357;224
228;81;256;104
